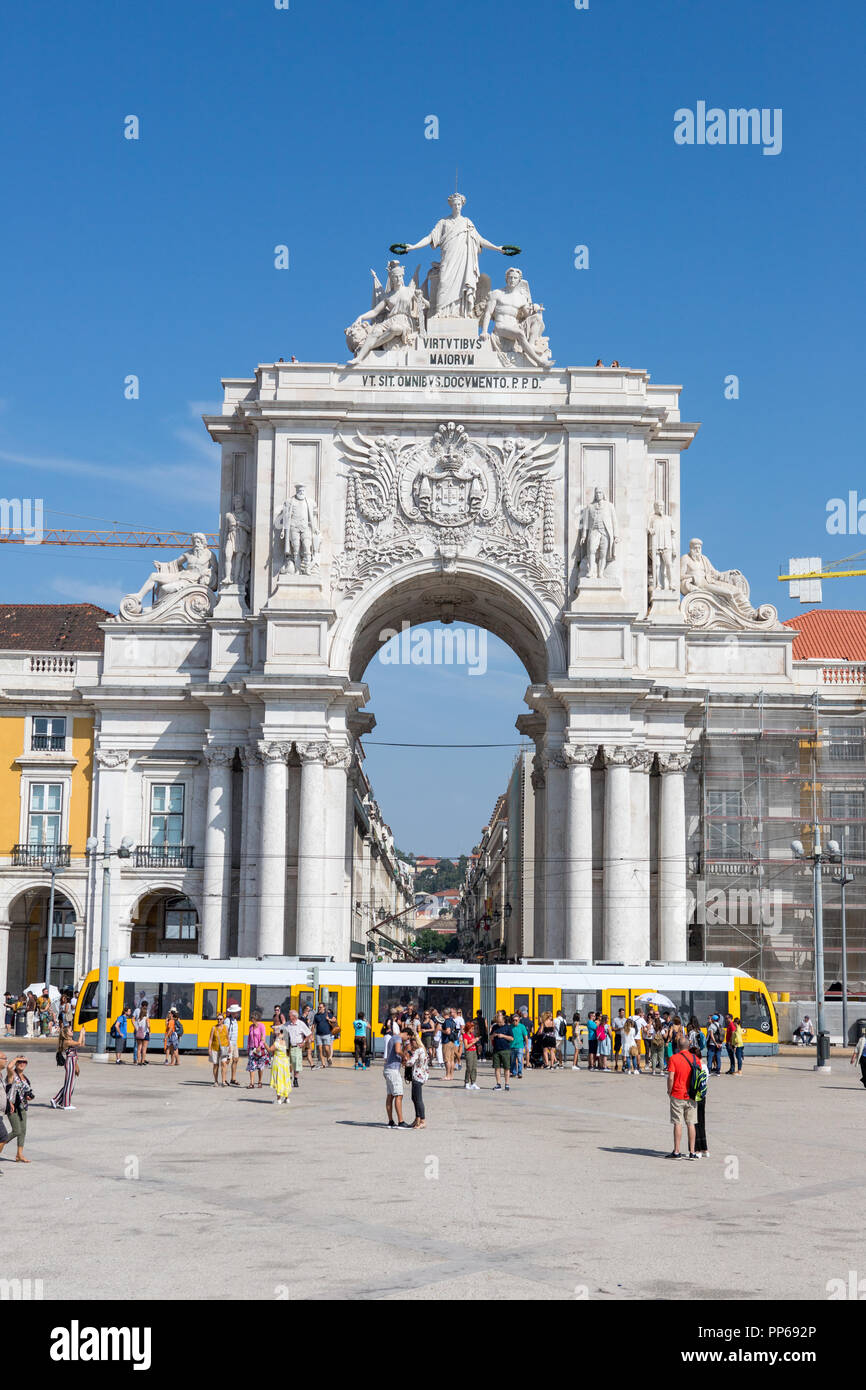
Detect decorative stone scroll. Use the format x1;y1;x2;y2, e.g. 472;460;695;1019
334;421;563;602
680;538;781;632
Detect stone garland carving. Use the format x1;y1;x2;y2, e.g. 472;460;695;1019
680;538;781;632
333;421;564;603
113;534;217;624
95;748;130;770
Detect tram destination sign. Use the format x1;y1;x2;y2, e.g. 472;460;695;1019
427;976;474;986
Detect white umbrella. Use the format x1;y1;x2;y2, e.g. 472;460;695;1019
26;982;61;1008
635;991;676;1009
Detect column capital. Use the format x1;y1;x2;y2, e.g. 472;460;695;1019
601;744;632;769
95;747;129;770
531;753;545;790
297;738;351;768
240;743;262;767
630;748;655;774
258;739;291;763
563;742;598;767
203;743;236;768
658;750;692;775
541;750;567;772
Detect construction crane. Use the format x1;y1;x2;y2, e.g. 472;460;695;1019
0;530;219;548
779;551;866;605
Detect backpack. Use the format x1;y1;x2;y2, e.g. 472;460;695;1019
174;1019;184;1038
687;1052;707;1103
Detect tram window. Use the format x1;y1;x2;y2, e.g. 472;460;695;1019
163;985;195;1020
564;991;601;1020
298;991;314;1015
124;982;163;1018
250;986;292;1021
740;990;772;1034
77;981;99;1023
224;987;243;1014
322;990;338;1017
691;992;729;1025
537;994;553;1019
201;989;218;1021
514;994;530;1016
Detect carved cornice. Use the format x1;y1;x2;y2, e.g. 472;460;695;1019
95;748;129;770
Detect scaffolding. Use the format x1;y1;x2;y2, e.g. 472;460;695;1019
694;692;866;999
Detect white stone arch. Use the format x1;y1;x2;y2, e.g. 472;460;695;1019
329;556;567;685
126;882;195;924
4;879;86;926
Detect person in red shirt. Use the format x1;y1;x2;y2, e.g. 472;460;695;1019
724;1013;737;1074
666;1037;698;1159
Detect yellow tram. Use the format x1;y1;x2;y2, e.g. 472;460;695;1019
74;956;778;1054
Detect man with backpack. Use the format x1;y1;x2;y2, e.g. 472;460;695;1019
706;1014;725;1075
666;1036;702;1159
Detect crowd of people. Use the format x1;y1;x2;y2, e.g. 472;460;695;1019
4;989;75;1039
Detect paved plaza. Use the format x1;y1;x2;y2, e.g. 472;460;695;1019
5;1048;865;1302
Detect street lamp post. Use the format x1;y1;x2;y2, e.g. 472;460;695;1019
86;813;133;1061
834;838;854;1047
792;832;844;1072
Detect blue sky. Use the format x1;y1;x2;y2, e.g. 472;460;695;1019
1;0;863;852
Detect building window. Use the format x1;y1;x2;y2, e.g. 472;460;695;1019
32;716;67;752
828;729;865;763
706;789;745;857
28;783;63;846
828;790;865;859
163;895;198;941
150;785;184;846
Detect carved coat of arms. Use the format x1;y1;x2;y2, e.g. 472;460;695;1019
333;422;563;602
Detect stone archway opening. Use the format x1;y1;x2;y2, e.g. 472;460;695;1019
7;886;79;992
130;891;199;955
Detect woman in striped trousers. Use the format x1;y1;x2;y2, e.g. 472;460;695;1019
51;1029;79;1110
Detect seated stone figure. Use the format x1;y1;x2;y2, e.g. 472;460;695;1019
480;267;553;367
120;533;217;618
680;537;779;630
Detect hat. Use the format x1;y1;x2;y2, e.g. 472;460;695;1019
712;1014;720;1021
227;1004;242;1013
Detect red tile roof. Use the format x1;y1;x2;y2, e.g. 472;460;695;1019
0;604;110;653
784;609;866;662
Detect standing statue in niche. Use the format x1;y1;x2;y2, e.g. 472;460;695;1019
221;493;252;592
480;267;553;367
278;484;321;576
579;487;619;578
648;501;677;590
398;192;510;319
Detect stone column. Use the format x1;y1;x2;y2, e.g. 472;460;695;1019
257;741;290;956
602;747;633;960
322;743;353;960
530;757;546;955
200;745;235;959
658;751;690;962
295;741;329;956
0;921;10;998
543;750;567;959
238;745;263;955
93;748;131;963
563;743;597;960
630;749;654;964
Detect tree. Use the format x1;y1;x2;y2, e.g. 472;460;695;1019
410;927;449;958
415;857;461;892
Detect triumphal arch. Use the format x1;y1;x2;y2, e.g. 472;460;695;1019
94;190;793;967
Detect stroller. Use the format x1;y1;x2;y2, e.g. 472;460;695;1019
529;1030;546;1069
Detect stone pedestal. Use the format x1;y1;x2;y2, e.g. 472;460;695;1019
647;588;682;623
